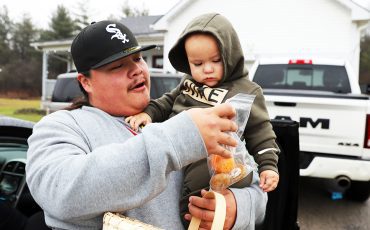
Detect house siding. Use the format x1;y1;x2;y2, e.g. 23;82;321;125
160;0;363;78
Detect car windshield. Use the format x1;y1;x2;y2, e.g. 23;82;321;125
253;64;351;93
150;76;181;99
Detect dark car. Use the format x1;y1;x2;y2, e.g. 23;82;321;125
44;70;182;113
0;117;50;229
0;117;33;208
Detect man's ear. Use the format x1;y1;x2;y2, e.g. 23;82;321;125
77;73;92;93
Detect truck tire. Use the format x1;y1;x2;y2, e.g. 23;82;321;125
345;180;370;202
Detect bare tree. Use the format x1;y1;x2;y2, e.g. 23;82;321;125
73;0;93;31
121;0;149;18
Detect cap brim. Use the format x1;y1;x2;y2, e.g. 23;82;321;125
91;45;157;69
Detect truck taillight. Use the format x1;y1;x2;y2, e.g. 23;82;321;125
364;115;370;148
288;59;312;64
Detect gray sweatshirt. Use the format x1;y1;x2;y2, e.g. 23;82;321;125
26;106;267;229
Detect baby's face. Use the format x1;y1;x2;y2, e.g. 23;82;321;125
185;33;223;87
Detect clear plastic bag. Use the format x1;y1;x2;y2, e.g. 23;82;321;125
208;94;257;192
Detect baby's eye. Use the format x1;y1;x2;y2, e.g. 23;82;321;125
213;58;221;63
193;62;202;66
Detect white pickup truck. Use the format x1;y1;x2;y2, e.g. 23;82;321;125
249;57;370;201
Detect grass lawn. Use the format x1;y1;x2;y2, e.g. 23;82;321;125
0;98;45;122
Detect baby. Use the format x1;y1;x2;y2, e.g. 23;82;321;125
126;13;280;227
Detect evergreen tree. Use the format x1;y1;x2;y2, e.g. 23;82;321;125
0;6;13;65
51;5;76;38
12;14;38;60
39;5;77;79
40;5;76;41
0;14;41;96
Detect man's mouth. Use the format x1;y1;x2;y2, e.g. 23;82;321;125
130;80;146;91
134;82;145;89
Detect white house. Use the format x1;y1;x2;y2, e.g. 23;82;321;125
154;0;370;78
32;0;370;105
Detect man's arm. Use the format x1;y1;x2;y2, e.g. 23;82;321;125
26;104;237;220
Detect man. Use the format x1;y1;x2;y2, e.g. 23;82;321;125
26;20;267;229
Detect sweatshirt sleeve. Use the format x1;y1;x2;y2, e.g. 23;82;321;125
229;173;268;229
26;111;206;221
144;84;181;122
244;86;280;174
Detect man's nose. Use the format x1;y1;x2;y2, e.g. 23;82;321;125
127;62;143;79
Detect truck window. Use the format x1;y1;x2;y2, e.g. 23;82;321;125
254;64;351;93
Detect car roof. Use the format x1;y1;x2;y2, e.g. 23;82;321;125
0;116;34;129
56;72;78;79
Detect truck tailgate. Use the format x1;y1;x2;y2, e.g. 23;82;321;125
263;90;370;158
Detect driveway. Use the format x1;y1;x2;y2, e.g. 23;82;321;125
298;177;370;230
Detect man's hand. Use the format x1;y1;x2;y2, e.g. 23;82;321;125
259;170;279;192
184;189;236;230
186;104;237;158
125;112;152;131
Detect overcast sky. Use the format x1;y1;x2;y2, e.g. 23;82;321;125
1;0;179;29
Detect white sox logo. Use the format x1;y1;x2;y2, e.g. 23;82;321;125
106;24;129;43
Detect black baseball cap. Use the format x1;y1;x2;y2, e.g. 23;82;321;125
71;20;156;73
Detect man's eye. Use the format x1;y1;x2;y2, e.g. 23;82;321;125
111;64;122;70
135;57;142;62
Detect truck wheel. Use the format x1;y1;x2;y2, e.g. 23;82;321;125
345;181;370;202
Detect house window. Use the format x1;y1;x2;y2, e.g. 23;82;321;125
152;55;163;68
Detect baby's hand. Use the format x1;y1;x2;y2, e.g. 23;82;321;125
125;113;152;131
259;170;279;192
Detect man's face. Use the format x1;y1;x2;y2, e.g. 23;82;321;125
78;52;151;117
185;33;224;87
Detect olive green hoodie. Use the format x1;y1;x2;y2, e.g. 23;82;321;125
145;13;279;173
